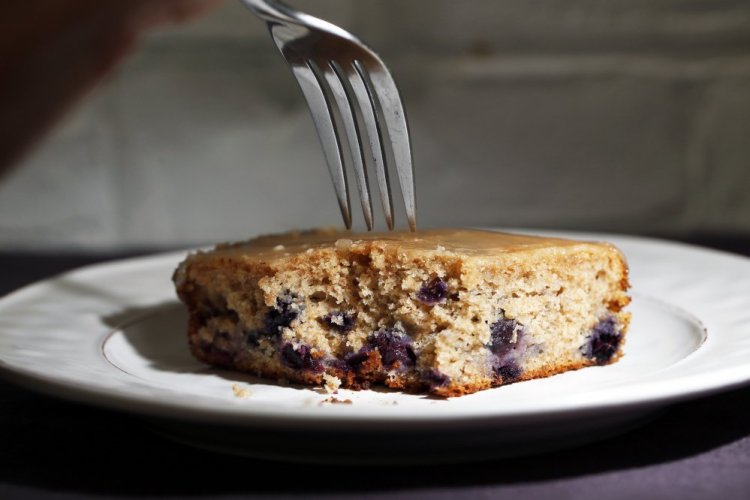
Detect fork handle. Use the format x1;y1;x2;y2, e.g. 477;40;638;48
239;0;296;23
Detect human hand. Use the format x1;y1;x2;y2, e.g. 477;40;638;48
0;0;224;174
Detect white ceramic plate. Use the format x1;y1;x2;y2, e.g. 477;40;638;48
1;230;750;463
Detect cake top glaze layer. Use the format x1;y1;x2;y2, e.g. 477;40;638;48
209;228;613;261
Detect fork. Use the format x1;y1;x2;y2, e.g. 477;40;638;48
240;0;416;231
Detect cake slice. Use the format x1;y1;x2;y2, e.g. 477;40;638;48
173;228;630;397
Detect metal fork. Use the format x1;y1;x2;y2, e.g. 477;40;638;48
240;0;416;231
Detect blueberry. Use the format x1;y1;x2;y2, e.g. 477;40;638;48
583;316;622;365
417;277;449;305
487;313;526;381
320;311;356;333
263;290;303;335
369;327;416;369
342;328;417;373
344;348;372;371
325;358;350;373
495;362;522;383
489;316;523;356
244;330;260;347
280;343;322;372
423;369;450;389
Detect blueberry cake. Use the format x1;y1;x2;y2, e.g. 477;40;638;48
173;228;630;397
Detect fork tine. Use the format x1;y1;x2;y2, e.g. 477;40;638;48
348;60;394;230
359;61;417;232
325;60;374;230
246;0;418;231
287;56;352;229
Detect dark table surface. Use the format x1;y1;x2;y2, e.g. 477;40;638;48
1;237;750;500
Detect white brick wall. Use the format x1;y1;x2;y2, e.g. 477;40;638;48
2;0;750;249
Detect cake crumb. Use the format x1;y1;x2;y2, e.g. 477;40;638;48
335;238;353;249
273;244;285;251
231;383;251;398
320;396;353;405
436;245;446;252
323;373;342;393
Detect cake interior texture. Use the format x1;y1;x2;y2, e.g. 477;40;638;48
173;228;631;397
